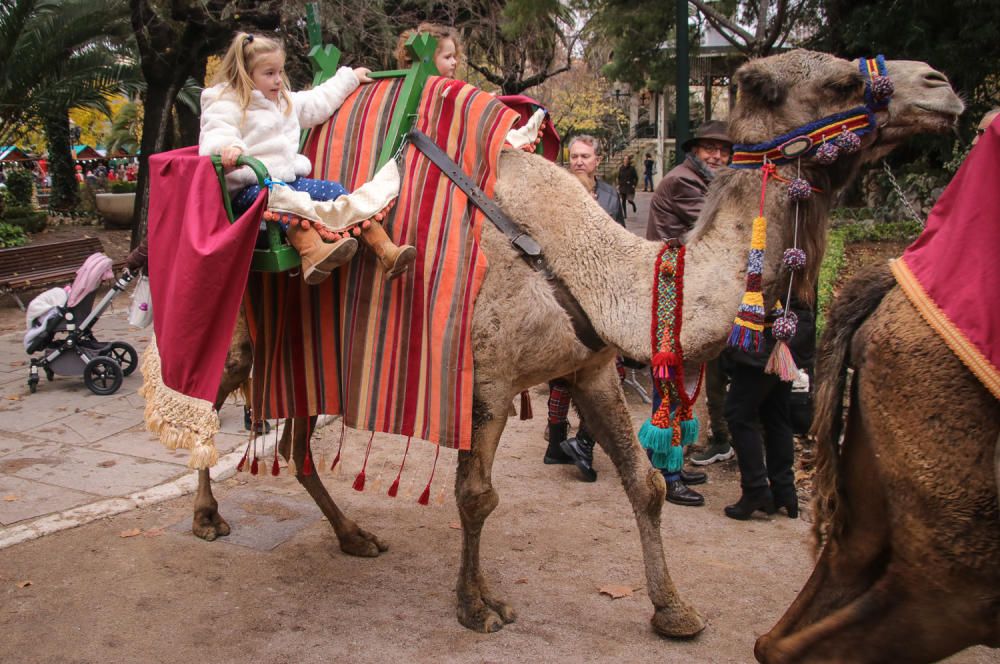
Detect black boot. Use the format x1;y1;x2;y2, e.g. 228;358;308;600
666;479;704;506
544;422;573;464
772;485;799;519
724;488;776;520
560;429;597;482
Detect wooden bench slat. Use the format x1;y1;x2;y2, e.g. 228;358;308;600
0;238;120;294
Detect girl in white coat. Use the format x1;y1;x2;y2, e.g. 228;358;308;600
201;32;415;284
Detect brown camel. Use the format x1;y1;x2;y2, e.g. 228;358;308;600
754;266;1000;664
167;50;963;640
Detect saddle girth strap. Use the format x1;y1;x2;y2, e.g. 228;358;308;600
407;129;606;353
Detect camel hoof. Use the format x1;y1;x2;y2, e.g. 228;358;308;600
338;527;389;557
457;594;516;633
651;604;706;639
192;509;230;542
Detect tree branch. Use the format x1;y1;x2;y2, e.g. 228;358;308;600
764;0;790;52
688;0;754;43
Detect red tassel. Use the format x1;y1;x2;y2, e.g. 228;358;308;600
330;451;341;472
250;456;259;475
237;452;248;473
519;390;533;420
271;457;280;476
388;436;412;498
353;431;375;492
330;420;346;472
418;445;440;506
302;452;314;476
652;351;680;367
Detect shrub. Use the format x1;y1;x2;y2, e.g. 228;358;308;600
2;205;47;232
5;169;34;206
109;180;137;194
0;221;27;248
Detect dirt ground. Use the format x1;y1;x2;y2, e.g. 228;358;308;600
0;385;997;664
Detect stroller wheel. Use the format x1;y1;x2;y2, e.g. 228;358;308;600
103;342;138;377
83;357;123;396
28;375;38;394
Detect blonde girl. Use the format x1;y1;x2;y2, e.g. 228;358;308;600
201;32;415;284
394;23;461;78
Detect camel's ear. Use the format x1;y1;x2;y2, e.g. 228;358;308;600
736;64;787;108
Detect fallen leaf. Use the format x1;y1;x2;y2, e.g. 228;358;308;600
143;527;165;538
598;584;635;599
514;578;528;585
2;495;17;502
16;580;31;588
5;395;21;401
119;528;142;538
448;522;462;530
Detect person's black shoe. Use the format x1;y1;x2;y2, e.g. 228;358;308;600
680;468;707;485
666;479;705;506
724;489;776;520
243;407;271;434
772;487;799;519
543;422;573;464
560;430;597;482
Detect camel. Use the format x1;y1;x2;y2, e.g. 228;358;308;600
177;50;963;639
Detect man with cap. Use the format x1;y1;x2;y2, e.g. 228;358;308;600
645;119;734;507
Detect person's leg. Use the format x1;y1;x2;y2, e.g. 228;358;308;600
231;185;271;250
544;379;573;464
723;363;776;519
619;192;628;219
646;371;704;506
760;378;797;517
692;358;734;465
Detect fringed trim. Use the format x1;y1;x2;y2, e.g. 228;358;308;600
765;340;800;382
140;339;221;469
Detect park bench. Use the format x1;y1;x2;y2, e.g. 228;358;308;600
0;236;125;309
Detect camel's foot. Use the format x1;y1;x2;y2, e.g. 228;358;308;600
337;526;389;558
192;507;231;542
651;603;707;639
457;589;517;633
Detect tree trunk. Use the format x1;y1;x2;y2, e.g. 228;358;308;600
43;111;79;211
130;79;181;249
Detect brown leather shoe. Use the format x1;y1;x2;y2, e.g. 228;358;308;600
286;223;357;285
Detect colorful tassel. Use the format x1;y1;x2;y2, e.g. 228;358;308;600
727;214;768;352
271;457;280;476
237;452;248;473
302;452;314;476
765;340;800;382
353;431;375;492
388;436;412;498
250;456;259;475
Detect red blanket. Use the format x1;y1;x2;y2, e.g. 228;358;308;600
891;118;1000;399
140;147;265;467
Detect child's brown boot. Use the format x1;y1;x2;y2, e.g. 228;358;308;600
362;220;416;279
286;221;357;285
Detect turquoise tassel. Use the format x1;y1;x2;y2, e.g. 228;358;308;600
638;419;673;454
680;417;700;445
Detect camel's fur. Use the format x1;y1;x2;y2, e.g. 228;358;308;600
183;49;968;644
756;266;1000;663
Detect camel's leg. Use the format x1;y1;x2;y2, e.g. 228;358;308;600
190;315;253;541
568;360;707;638
285;417;388;557
455;398;516;633
191;468;231;541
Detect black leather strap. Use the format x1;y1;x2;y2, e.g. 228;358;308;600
406;129;605;352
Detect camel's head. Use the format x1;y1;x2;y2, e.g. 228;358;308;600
729;50;964;166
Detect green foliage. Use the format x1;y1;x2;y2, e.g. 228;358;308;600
816;226;846;337
4;168;33;206
109;181;137;194
838;220;923;244
0;221;28;248
0;205;46;233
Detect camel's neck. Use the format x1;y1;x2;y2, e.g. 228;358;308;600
681;169;834;363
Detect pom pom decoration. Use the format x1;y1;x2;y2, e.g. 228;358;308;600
772;311;799;341
782;248;807;272
834;127;862;154
870;74;894;102
787;178;813;201
814;141;840;165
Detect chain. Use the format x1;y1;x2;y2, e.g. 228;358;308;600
881;160;924;225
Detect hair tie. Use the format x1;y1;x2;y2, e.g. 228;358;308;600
243;34;254;45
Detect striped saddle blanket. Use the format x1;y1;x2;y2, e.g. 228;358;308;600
245;77;520;450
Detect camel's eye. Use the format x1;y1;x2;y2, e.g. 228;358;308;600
825;73;865;101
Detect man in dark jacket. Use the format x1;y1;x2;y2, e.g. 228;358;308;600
644;121;734;507
617;155;638;219
722;298;816;520
567;135;624;226
645;120;732;244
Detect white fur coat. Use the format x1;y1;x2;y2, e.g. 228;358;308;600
198;66;359;190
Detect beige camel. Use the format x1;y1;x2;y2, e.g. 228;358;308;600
177;50;962;639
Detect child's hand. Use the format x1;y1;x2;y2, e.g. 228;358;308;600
221;146;243;169
353;67;373;84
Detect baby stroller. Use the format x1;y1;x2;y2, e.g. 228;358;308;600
24;253;138;396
